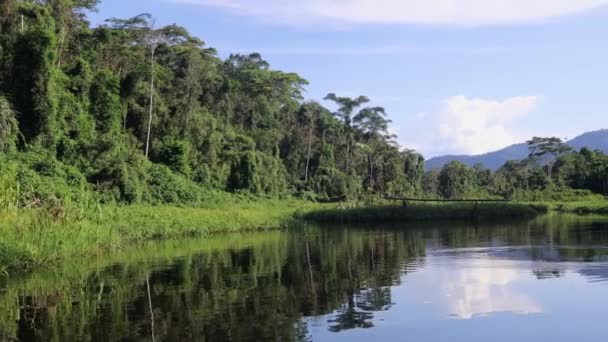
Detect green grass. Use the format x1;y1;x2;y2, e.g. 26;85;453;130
301;202;547;224
1;185;606;276
539;200;608;215
0;198;321;275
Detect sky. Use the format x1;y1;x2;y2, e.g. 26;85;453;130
89;0;608;158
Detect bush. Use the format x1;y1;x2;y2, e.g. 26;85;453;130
7;151;93;206
144;164;202;205
311;166;361;200
152;139;192;176
512;187;603;202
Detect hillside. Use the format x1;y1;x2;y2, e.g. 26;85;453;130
425;129;608;170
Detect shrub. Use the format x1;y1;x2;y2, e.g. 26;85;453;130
144;164;202;205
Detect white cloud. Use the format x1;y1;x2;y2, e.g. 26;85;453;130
425;95;539;156
173;0;608;26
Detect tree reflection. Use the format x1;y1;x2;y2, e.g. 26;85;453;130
1;216;608;341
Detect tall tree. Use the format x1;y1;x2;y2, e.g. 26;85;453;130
0;1;431;204
353;106;391;190
299;102;324;182
324;93;370;172
438;161;474;199
527;137;572;179
144;22;162;159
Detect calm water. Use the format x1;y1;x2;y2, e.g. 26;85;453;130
2;215;608;341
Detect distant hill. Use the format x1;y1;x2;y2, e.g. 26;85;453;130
425;129;608;171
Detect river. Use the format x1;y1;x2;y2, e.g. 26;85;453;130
1;215;608;341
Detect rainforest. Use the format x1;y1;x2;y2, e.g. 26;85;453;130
0;1;607;273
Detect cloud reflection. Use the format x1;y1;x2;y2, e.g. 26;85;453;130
437;258;543;319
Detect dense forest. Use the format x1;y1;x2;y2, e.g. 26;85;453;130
0;0;606;206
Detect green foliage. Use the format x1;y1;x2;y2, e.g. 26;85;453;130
152;138;191;175
0;0;606;263
527;136;572;159
1;150;92;206
0;1;431;206
550;201;608;214
423;170;440;198
12;8;59;147
386;174;418;197
526;136;573;181
555;148;608;195
0;96;17;152
144;164;202;204
0;158;19;211
512;187;604;202
0;196;319;274
89;69;121;134
438;161;474;199
311;166;361;200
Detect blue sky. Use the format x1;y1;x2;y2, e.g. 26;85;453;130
89;0;608;158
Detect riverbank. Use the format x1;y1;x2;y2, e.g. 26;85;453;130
546;201;608;215
0;199;317;274
300;202;546;223
2;198;607;275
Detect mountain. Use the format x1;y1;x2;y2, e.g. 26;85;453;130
566;129;608;151
425;129;608;171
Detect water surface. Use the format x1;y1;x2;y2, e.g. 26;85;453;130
2;215;608;341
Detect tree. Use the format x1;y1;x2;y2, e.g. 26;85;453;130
472;163;492;188
0;0;429;205
50;0;101;68
402;150;425;191
143;22;164;159
555;148;608;195
422;170;440;198
12;6;60;148
89;70;121;134
324;93;370;172
353;106;391;190
438;161;474;199
492;160;526;196
299;102;323;182
105;13;162;158
527;137;572;180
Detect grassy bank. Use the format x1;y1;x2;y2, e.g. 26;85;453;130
0;199;318;274
301;202;547;224
2;196;606;275
542;201;608;215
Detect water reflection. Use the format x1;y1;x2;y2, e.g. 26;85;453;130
436;258;543;319
1;215;608;341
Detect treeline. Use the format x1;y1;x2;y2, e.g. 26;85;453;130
425;139;608;201
0;0;423;205
0;1;605;206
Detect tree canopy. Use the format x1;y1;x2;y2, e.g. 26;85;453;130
0;1;425;204
0;1;605;205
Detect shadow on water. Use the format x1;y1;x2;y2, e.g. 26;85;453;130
2;214;608;341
